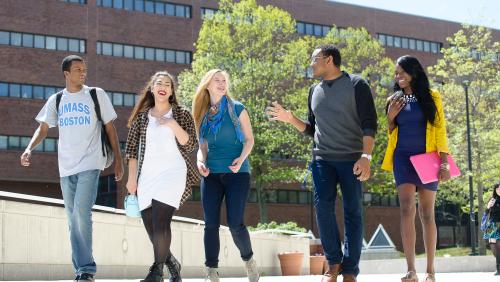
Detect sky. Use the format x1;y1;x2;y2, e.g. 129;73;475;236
328;0;500;30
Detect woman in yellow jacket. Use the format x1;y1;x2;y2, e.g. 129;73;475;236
382;56;450;282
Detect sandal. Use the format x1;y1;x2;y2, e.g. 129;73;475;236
401;271;418;282
422;273;435;282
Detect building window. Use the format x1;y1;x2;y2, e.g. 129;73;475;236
96;175;117;208
0;30;85;53
97;0;192;18
0;135;58;152
378;33;441;54
201;7;218;19
296;21;331;37
97;41;192;65
59;0;87;4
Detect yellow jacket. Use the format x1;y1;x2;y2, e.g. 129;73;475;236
381;89;449;171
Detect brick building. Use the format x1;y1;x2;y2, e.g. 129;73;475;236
1;0;498;252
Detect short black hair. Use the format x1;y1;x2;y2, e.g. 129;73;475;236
61;55;84;73
317;44;341;67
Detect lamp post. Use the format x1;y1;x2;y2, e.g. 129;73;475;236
462;80;477;256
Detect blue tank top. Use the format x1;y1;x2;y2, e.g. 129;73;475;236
205;101;250;173
396;97;426;153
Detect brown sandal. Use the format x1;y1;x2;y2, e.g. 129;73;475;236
401;271;418;282
422;273;435;282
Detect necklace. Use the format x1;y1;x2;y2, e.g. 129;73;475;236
209;104;218;115
402;93;417;103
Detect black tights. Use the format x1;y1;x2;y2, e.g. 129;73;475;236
490;241;500;265
141;199;176;264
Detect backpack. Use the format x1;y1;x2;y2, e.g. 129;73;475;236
55;88;114;168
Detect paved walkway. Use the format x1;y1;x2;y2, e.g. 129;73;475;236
13;273;500;282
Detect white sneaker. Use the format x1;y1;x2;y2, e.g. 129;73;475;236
205;267;220;282
245;258;260;282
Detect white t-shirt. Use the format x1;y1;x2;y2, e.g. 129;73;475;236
36;85;117;177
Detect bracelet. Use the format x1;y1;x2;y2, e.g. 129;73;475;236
440;163;450;170
197;159;205;164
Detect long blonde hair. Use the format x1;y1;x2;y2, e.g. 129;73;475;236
127;71;178;128
192;69;231;135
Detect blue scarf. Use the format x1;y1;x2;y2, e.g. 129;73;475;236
199;95;245;144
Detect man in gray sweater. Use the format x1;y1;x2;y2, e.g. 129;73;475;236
267;44;377;282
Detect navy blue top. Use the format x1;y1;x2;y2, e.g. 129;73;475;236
396;101;426;153
205;101;250;173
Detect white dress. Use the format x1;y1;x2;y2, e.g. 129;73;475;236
137;109;187;210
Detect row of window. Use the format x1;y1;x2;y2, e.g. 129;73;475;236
60;0;87;4
0;135;57;152
0;81;137;107
296;21;332;37
97;0;191;18
378;33;441;54
97;41;191;64
0;30;86;53
189;187;312;204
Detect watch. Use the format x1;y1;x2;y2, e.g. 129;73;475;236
440;163;450;170
361;153;372;161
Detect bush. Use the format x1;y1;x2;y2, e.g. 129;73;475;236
248;221;307;233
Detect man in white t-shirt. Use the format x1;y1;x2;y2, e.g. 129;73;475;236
20;55;124;282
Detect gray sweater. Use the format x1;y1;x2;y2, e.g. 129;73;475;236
303;71;377;161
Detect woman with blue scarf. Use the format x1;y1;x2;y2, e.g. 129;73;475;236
192;69;259;282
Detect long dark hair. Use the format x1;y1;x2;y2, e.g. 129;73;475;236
493;182;500;199
394;55;437;125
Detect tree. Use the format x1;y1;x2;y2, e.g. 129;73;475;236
177;0;395;222
428;24;500;255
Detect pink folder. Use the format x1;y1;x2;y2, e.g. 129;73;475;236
409;152;461;184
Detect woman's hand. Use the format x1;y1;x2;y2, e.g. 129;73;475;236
197;160;210;177
126;179;138;195
228;156;244;173
438;167;451;182
387;96;405;125
487;198;496;209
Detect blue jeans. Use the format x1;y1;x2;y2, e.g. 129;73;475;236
311;160;363;276
201;172;253;268
60;169;100;275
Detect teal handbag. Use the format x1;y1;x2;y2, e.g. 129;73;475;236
124;194;141;218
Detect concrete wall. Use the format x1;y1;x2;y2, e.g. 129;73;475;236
0;196;310;280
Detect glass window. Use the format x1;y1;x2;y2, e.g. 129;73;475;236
102;0;112;7
134;46;144;59
8;136;20;150
314;25;322;36
113;0;123;9
21;137;30;149
46;36;56;50
9;83;21;98
409;39;416;50
44;138;56;152
402;37;409;49
21;84;33;99
378;34;386;46
296;22;305;34
0;31;9;45
288;191;298;204
176;51;185;64
45;87;56;100
10;32;22;46
124;45;134;58
248;190;257;203
0;135;7;149
175;5;185;17
145;0;154;13
424;41;430;52
124;93;135;106
277;190;288;203
0;82;8;97
22;33;34;47
298;191;309;204
134;0;144;11
185;52;191;64
166;50;175;62
124;0;133;10
305;23;313;35
155;48;165;62
386;35;393;47
34;35;45;48
145;47;155;60
102;42;112;55
96;42;102;54
431;42;439;54
113;43;123;57
68;38;79;52
155;2;164;14
185;6;191;18
33;86;44;99
394;36;401;48
322;26;330;36
80;40;85;53
113;92;123;106
166;4;175;16
57;37;68;51
416;40;423;51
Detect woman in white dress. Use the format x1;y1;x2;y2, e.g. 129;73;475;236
125;71;199;282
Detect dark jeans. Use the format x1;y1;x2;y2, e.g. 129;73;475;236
201;172;253;268
311;159;363;276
